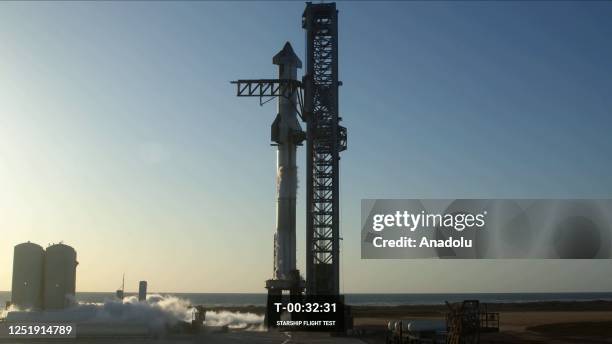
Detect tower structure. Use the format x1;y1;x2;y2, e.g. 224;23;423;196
302;2;346;296
231;1;346;325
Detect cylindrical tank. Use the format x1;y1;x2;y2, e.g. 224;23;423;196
11;242;45;310
392;319;447;334
43;243;78;310
138;281;147;302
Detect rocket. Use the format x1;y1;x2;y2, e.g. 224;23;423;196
271;42;304;281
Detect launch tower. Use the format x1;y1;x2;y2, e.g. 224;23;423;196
232;0;345;324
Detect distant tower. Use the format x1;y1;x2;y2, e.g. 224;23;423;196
11;242;45;310
116;274;125;300
138;281;147;302
43;243;78;310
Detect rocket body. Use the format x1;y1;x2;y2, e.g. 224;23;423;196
271;43;303;281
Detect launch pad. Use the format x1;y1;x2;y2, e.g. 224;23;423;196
232;2;347;330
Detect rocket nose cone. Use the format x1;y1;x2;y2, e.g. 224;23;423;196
273;41;302;68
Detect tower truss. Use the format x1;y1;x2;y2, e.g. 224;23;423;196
303;2;346;296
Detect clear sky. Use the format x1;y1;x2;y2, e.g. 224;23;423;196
1;1;612;293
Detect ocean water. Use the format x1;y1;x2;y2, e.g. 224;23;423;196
2;291;612;308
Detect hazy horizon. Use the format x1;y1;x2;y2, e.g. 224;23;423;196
2;1;612;294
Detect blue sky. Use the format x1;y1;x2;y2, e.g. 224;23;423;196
1;1;612;293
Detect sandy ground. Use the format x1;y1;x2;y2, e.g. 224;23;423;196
354;310;612;329
354;307;612;344
498;311;612;332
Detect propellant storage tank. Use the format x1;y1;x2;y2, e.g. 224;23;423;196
43;243;78;310
11;242;45;310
